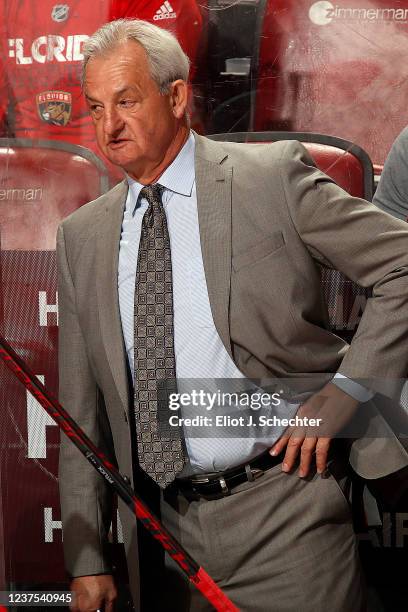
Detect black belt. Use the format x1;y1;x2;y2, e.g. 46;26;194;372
175;450;284;501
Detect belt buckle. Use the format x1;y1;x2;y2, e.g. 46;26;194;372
191;475;210;484
190;474;230;499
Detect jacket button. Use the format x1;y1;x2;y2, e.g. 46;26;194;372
123;411;128;423
123;475;131;484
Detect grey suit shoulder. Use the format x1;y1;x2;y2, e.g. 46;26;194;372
194;132;313;167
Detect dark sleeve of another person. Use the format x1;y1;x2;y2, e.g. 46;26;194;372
373;126;408;221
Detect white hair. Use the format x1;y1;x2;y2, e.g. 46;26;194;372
82;18;190;92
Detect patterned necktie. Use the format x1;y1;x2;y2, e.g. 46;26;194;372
133;184;185;487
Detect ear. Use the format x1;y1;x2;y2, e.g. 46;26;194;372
168;79;189;119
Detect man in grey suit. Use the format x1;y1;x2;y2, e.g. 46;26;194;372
57;18;408;612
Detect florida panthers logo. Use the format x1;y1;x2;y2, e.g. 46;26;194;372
36;91;72;126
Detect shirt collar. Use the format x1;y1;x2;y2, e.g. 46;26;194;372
126;131;195;216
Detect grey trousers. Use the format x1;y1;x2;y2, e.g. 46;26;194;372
161;459;365;612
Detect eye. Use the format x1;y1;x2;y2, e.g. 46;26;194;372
118;99;136;109
89;104;103;117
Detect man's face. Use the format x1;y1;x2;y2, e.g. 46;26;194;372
84;41;184;177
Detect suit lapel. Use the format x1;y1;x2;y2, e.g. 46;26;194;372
96;180;130;411
194;134;233;359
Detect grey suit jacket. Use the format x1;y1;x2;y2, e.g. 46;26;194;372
57;134;408;608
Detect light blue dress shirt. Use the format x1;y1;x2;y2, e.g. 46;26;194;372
118;132;373;474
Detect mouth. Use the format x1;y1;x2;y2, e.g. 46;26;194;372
107;139;130;149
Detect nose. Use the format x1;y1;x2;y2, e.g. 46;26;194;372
103;105;125;138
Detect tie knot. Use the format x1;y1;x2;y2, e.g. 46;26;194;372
140;184;165;228
140;184;163;205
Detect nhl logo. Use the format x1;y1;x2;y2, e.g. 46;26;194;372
51;4;70;22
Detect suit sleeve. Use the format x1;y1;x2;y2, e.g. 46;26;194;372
279;140;408;395
57;224;114;577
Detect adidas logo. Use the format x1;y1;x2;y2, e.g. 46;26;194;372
153;1;177;20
